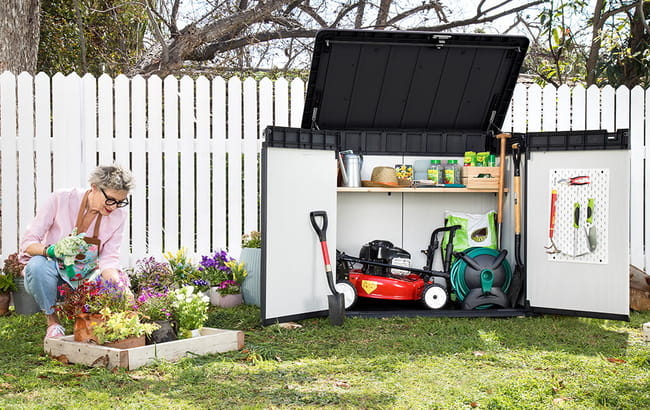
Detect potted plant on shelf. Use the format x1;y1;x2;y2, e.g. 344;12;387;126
170;285;209;338
136;288;178;344
0;273;16;316
56;278;136;344
2;253;39;315
239;231;261;307
198;249;234;305
214;260;248;308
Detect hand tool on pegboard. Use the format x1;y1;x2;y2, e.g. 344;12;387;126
545;189;561;254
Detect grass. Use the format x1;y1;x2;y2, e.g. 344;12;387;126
1;306;649;409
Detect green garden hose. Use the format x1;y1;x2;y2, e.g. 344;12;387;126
450;247;512;309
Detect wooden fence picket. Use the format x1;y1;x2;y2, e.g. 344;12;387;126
195;76;212;257
211;77;228;253
163;75;179;253
227;77;243;257
630;86;645;269
1;72;18;252
147;76;164;259
34;73;52;210
17;73;35;237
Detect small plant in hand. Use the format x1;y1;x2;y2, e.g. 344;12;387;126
55;279;133;319
136;288;174;322
92;307;159;344
128;256;174;294
165;248;201;288
198;249;233;287
170;285;209;338
241;231;261;248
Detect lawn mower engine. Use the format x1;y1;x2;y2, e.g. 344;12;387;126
359;240;411;276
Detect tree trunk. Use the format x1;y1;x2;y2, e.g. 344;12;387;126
0;0;41;74
585;0;605;85
375;0;391;29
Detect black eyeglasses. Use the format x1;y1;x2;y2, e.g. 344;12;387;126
99;187;130;208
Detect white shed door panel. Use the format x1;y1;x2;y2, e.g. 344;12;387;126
262;147;337;323
526;150;629;318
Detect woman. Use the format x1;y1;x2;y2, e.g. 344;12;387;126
19;164;134;340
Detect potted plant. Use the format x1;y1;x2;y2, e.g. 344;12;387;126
0;273;16;316
170;285;209;339
239;231;261;307
128;256;174;294
136;288;178;344
198;249;234;305
91;307;159;349
164;248;204;290
2;253;39;315
214;260;248;308
56;279;134;343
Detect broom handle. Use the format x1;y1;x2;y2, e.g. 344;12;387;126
496;133;511;247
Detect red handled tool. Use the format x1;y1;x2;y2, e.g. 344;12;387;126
545;189;560;254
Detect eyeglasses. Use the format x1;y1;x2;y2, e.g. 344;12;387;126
99;187;130;208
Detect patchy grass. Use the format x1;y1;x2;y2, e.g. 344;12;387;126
1;307;649;409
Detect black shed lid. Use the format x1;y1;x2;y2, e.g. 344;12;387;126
301;29;529;133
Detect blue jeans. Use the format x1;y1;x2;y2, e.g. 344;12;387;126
24;256;65;315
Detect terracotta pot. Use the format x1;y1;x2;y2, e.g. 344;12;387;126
74;313;106;343
0;292;10;316
146;320;178;345
104;335;146;349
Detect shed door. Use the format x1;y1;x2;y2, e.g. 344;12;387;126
261;147;337;325
526;148;629;320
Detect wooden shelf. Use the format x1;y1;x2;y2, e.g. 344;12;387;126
337;187;506;193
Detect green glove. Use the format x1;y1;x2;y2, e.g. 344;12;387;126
47;229;89;266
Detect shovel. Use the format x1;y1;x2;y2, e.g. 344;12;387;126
309;211;345;326
584;198;597;252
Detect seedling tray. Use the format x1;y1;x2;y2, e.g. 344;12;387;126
44;327;244;370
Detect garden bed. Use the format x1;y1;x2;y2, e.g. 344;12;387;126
44;327;244;370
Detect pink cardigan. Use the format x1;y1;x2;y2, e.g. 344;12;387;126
19;188;127;272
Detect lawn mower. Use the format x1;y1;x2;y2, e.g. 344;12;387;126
335;225;462;310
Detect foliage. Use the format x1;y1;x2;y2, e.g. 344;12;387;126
91;307;159;344
55;278;133;319
0;275;16;293
1;310;650;407
136;288;174;322
217;280;242;296
226;260;248;284
164;248;201;288
198;249;234;286
170;286;209;335
128;256;174;294
242;231;261;248
1;253;25;277
38;0;148;76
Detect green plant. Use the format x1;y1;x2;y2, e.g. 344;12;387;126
2;252;25;277
136;288;174;322
0;274;16;293
91;308;159;344
216;280;241;295
170;286;209;336
165;248;201;288
226;260;248;284
242;231;261;248
128;256;174;294
55;279;133;319
198;249;234;286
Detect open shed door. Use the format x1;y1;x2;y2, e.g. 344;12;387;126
525;131;630;320
261;132;338;325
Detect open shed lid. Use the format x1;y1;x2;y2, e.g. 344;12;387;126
301;29;529;133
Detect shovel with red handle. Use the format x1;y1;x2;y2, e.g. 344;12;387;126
310;210;345;326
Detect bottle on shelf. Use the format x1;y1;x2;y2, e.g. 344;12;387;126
444;160;461;184
427;160;442;184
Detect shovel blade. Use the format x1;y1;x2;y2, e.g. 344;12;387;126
328;293;345;326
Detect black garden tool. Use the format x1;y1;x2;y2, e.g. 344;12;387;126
508;142;525;307
584;198;597;252
310;210;345;326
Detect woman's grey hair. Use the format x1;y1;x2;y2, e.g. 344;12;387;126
88;164;135;192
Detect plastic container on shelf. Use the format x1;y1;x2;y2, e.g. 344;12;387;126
427;160;442;184
444;160;461;184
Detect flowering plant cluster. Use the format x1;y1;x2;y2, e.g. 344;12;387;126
170;285;209;337
92;307;159;344
55;279;133;319
128;256;174;293
241;231;261;248
164;248;202;288
136;288;174;321
198;249;233;286
217;280;241;295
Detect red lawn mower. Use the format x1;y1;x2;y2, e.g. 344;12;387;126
335;225;462;310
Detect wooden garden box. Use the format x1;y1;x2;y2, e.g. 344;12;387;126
44;327;244;370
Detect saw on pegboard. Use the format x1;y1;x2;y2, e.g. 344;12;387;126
545;168;609;264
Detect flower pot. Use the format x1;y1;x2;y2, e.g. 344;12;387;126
240;248;261;307
146;320;178;345
0;292;10;316
12;276;40;315
214;292;243;308
74;313;106;343
208;286;221;306
104;335;146;349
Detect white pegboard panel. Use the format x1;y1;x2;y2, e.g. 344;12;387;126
547;169;609;264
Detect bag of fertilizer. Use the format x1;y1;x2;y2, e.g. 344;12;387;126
442;210;497;253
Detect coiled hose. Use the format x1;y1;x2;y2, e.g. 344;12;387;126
450;247;512;309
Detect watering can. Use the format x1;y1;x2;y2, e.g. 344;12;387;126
338;150;363;188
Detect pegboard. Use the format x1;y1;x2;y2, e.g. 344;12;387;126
546;169;609;264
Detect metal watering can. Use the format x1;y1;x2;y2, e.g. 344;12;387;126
338;150;363;187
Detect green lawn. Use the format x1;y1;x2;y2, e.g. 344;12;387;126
1;306;649;409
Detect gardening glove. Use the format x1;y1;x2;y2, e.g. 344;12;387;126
47;228;89;266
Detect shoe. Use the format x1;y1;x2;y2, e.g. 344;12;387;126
44;324;65;341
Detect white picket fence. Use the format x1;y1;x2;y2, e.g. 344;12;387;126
0;72;647;270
